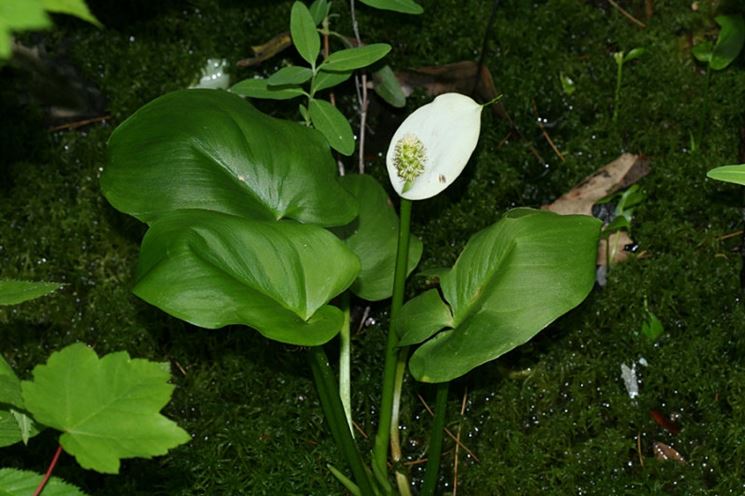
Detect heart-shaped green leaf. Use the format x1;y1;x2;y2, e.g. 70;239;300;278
309;98;355;156
0;280;62;306
0;468;88;496
21;343;190;474
407;209;600;382
135;210;360;346
321;44;391;72
397;289;452;346
336;174;422;301
103;89;356;227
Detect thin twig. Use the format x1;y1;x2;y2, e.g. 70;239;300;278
718;230;744;241
355;306;371;334
173;360;188;376
531;99;565;162
452;388;468;496
608;0;646;28
349;0;369;174
33;445;63;496
636;431;644;467
49;115;110;132
353;420;369;439
417;393;480;463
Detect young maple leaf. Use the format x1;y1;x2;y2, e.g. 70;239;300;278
21;343;190;474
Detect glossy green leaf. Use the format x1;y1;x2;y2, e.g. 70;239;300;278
372;65;406;108
104;89;356;227
230;78;305;100
336;175;422;301
408;209;601;382
309;98;355;156
0;469;88;496
135;210;360;346
322;44;391;72
312;69;352;93
397;289;452;346
21;343;190;474
0;279;62;306
42;0;101;27
268;66;313;86
358;0;423;14
309;0;330;25
707;164;745;185
290;1;320;65
692;41;713;64
711;15;745;70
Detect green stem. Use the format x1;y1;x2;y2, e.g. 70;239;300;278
612;60;623;125
308;347;376;496
391;350;412;496
373;198;413;479
339;292;353;434
420;382;450;496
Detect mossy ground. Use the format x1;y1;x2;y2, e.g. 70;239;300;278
2;0;745;494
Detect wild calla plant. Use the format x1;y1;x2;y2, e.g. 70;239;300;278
102;15;600;495
102;84;601;495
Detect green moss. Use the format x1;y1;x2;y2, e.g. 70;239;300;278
2;0;745;494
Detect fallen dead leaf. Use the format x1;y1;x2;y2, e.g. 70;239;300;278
237;32;292;68
545;153;650;216
653;441;686;464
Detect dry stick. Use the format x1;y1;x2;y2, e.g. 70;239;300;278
608;0;646;28
417;393;480;463
49;115;110;132
349;0;369;174
531;99;565;162
452;388;469;496
636;431;644;467
718;230;744;241
355;306;371;335
33;445;63;496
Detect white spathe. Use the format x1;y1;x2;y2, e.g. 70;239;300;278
386;93;483;200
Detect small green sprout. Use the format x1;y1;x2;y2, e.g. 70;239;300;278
559;71;576;96
612;47;647;125
641;296;664;341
